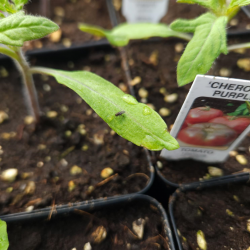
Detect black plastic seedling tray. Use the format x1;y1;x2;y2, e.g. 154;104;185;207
1;194;176;250
156;165;250;189
106;0;250;191
0;39;155;216
169;174;250;250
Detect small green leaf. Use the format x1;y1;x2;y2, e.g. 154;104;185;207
110;23;181;44
177;0;211;8
229;0;250;8
0;2;6;12
0;219;9;250
0;11;59;46
177;0;220;10
177;0;226;14
79;22;189;47
31;67;179;151
13;0;29;10
177;16;228;86
170;13;216;33
0;0;16;14
79;23;109;38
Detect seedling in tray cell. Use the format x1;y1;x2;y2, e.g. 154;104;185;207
0;0;178;151
79;0;250;86
0;219;9;250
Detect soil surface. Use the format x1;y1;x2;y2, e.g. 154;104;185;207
0;47;150;215
126;37;250;184
174;182;250;250
7;200;169;250
24;0;112;50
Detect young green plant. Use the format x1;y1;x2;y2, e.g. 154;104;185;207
0;1;58;122
170;0;250;86
29;67;179;151
0;1;178;151
78;22;191;92
79;0;250;86
0;219;9;250
79;22;191;95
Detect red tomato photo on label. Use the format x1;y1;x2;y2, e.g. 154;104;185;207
185;107;223;125
177;123;237;147
209;116;250;135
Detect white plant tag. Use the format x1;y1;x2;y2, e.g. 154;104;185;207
161;75;250;163
122;0;169;23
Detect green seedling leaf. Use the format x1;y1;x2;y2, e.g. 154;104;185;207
0;11;59;46
79;23;189;47
79;23;108;38
0;219;9;250
177;0;211;8
177;0;222;12
170;13;216;33
0;0;16;14
229;0;250;8
13;0;29;10
31;67;179;151
177;16;228;86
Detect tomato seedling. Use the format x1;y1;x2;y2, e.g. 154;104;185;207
78;22;191;95
0;219;9;250
79;0;250;86
0;1;59;122
170;0;250;86
0;0;178;151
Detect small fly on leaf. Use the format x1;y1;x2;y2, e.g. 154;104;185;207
115;111;125;116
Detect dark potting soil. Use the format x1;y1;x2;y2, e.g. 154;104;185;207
127;38;250;184
174;183;250;250
116;0;250;34
24;0;111;50
0;48;150;215
7;200;169;250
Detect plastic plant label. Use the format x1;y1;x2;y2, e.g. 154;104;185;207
122;0;169;23
161;75;250;163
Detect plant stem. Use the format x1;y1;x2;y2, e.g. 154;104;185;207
0;46;41;122
14;48;40;123
172;32;192;42
0;46;19;60
227;6;240;20
228;42;250;51
30;67;56;76
118;47;136;97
